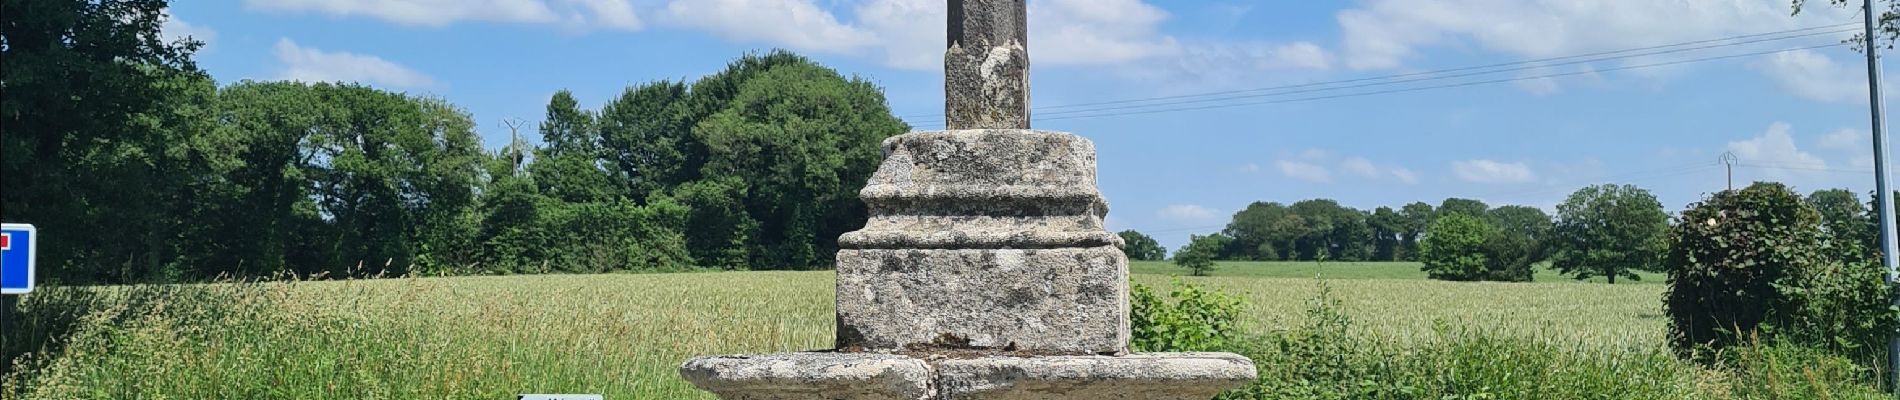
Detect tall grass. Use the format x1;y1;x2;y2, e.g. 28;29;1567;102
1217;280;1885;399
4;272;831;399
0;270;1884;399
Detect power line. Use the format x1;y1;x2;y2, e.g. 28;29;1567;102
902;23;1857;123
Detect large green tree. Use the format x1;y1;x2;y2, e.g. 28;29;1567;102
1397;201;1435;260
1807;189;1874;259
530;90;617;204
598;80;695;202
1482;205;1554;282
1118;230;1167;261
689;52;908;269
1286;199;1371;261
1367;206;1406;261
1419;213;1495;281
1549;184;1670;284
213;82;485;277
1;0;215;283
1175;234;1231;276
1437;198;1490;219
1222;201;1293;260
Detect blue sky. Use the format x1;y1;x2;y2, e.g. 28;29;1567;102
165;0;1897;250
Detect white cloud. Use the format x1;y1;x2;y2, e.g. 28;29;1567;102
1266;42;1332;70
160;9;216;48
662;0;874;54
1239;162;1262;173
1815;128;1874;170
1027;0;1180;66
1390;168;1420;184
1275;160;1333;183
1157;204;1219;222
1726;122;1829;177
1752;48;1866;103
1341;157;1381;177
1819;128;1864;151
1270;151;1415;183
244;0;641;30
1336;0;1853;70
273;38;436;88
1452;160;1536;184
852;0;947;70
567;0;642;30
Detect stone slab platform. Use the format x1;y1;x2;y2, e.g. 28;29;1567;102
680;352;1256;400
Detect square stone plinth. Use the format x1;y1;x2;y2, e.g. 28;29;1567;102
835;247;1128;354
679;352;1257;400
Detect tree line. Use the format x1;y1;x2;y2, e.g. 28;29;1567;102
1130;184;1895;283
2;1;909;284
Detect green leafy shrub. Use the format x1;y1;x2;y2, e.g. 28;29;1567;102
480;196;692;274
1665;182;1895;365
1130;278;1246;352
1665;182;1820;356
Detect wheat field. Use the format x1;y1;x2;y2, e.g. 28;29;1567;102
0;261;1685;399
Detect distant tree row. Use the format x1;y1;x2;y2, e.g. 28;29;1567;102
0;2;909;284
1124;186;1664;282
1131;183;1900;284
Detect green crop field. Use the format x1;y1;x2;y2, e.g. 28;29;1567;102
1130;260;1668;284
2;262;1718;399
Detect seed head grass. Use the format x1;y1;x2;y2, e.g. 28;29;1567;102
0;263;1878;398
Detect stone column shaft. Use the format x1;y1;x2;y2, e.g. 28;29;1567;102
944;0;1030;130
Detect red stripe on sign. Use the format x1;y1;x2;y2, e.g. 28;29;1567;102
1;233;9;250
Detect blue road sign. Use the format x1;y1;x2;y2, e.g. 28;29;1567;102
2;223;36;294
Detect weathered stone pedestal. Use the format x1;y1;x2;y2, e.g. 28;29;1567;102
679;130;1256;399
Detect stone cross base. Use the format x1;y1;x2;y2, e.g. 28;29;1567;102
834;130;1127;355
680;130;1257;398
680;352;1256;399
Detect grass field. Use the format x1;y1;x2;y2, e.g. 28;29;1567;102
0;262;1874;399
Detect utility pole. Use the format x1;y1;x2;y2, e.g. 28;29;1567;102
501;118;527;177
1859;0;1900;392
1719;151;1737;191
